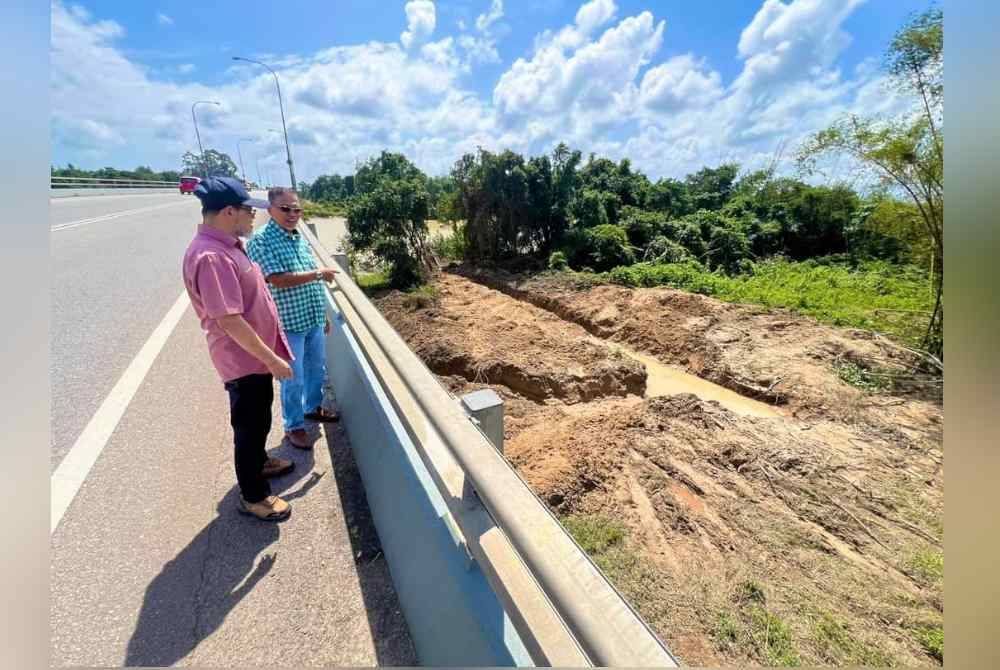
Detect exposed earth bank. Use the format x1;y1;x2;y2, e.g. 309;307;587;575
373;268;943;667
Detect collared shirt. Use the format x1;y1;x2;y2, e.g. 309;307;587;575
246;219;327;334
182;224;292;383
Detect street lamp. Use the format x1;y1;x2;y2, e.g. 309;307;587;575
191;100;221;177
232;56;297;190
236;137;254;185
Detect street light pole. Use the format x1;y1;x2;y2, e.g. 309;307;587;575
236;137;253;184
191;100;221;178
232;56;297;190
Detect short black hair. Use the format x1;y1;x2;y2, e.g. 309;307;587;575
268;186;297;203
201;203;236;216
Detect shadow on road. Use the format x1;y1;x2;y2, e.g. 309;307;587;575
123;446;316;667
124;410;416;666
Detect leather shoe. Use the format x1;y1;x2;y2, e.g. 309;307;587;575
285;428;314;450
262;456;294;478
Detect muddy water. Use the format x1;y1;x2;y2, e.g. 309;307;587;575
596;338;781;418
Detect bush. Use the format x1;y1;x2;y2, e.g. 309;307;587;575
706;224;752;274
643;235;691;263
429;222;466;261
548;250;569;271
619;205;666;249
586;224;635;271
675;220;708;259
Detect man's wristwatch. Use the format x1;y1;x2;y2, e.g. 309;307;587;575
314;270;323;281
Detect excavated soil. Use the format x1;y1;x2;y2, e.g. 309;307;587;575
373;269;943;667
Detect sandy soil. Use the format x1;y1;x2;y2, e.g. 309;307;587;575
373;268;943;667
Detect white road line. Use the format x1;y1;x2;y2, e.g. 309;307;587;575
50;200;190;232
51;291;191;533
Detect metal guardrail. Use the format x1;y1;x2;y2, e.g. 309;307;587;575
50;176;178;189
301;224;678;667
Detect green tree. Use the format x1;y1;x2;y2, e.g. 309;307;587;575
571;189;610;229
798;7;943;356
181;149;239;178
585;224;635;271
684;163;740;211
647;177;693;218
346;152;432;288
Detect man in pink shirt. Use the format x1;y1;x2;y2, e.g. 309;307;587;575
182;177;295;521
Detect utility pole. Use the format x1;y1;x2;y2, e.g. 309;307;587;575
191;100;221;177
232;57;297;189
236;137;253;185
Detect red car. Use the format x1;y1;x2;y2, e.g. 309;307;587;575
179;176;201;195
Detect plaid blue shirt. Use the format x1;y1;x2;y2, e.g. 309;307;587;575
246;219;327;334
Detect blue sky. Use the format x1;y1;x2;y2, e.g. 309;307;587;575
52;0;932;183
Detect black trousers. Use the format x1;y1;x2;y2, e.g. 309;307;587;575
224;373;273;503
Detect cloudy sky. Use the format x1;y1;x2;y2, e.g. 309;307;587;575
51;0;928;184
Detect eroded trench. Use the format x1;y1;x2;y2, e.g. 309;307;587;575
372;269;944;668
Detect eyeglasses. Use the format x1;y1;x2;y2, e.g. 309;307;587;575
238;205;255;213
277;205;303;214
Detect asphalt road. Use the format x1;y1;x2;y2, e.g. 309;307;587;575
49;193;415;665
51;192;202;470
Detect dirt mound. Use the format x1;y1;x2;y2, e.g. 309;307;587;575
374;270;943;666
376;274;645;402
453;265;942;436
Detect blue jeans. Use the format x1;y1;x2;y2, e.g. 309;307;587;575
280;325;326;432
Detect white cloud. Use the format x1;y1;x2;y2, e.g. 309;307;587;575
51;0;912;184
476;0;503;33
400;0;436;49
734;0;867;93
458;34;501;67
638;54;723;112
493;7;663;140
156;12;173;26
575;0;617;35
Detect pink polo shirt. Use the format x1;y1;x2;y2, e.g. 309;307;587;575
182;224;292;382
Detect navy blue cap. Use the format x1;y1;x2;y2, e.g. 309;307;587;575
193;176;270;211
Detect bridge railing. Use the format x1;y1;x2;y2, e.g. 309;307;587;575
50;176;180;198
50;176;178;189
302;224;678;668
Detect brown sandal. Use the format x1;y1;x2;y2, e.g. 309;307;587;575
305;407;340;423
238;495;291;521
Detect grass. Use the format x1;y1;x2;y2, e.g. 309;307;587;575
915;626;943;662
301;200;346;218
356;271;391;295
602;257;933;348
560;515;673;624
562;514;627;555
833;359;893;393
711;581;801;667
810;612;896;666
907;549;944;585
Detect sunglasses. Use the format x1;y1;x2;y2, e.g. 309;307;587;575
277;205;303;214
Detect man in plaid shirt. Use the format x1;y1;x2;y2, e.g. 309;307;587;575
247;187;340;449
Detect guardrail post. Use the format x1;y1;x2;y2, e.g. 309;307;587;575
460;389;504;453
332;253;351;277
